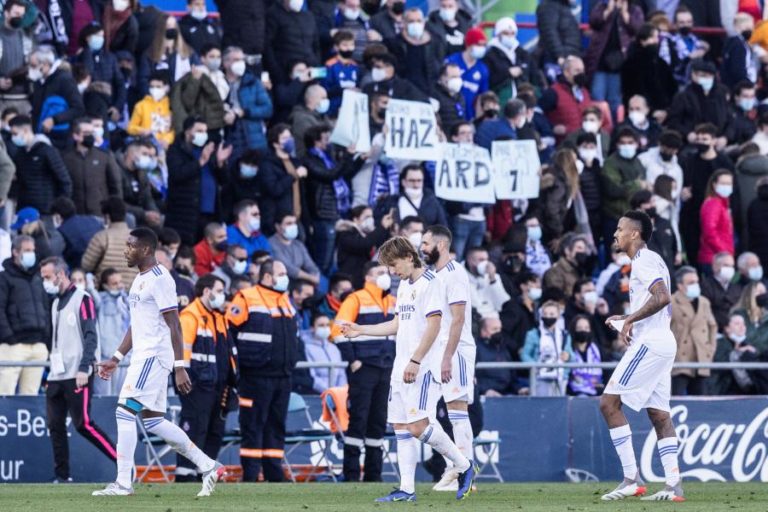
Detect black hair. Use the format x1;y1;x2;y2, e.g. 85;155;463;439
573;277;593;296
130;227;159;252
289;278;314;294
576;132;597;146
694;122;718;137
362;261;385;276
400;215;424;231
200;43;220;57
3;0;27;13
637;22;657;42
425;224;453;246
101;196;126;222
100;267;119;289
233;199;257;218
275;211;296;226
329;272;354;290
195;273;224;298
267;123;291;147
658;129;683;149
733;80;756;97
159;227;181;246
349;204;371;220
616;127;638;142
149;70;170;86
630;189;653;209
622;210;654;242
303;123;332;151
50;196;76;219
8;114;31;128
183;115;206;132
399;164;424;182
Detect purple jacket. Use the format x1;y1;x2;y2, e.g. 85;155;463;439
584;2;644;78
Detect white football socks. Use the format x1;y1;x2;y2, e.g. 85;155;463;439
115;408;137;488
657;437;680;487
609;424;637;480
418;422;470;472
448;410;474;464
395;429;419;494
142;417;215;473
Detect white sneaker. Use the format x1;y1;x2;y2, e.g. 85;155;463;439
92;482;134;496
641;483;685;502
432;469;460;492
197;462;226;497
601;478;647;501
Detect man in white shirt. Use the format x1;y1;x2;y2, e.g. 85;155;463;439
464;247;510;317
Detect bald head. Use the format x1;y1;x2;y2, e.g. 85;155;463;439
304;84;328;109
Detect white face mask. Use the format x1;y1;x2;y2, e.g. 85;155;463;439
230;60;246;77
375;273;391;291
446;77;463;94
582;120;599;133
284;224;299;240
192;131;209;147
249;216;261;232
439;7;457;22
575;159;585;175
315;326;331;340
209;291;225;310
500;34;518;50
582;290;598;305
43;279;58;295
715;184;733;198
371;67;388;82
407;22;425;39
407;232;422;248
232;259;247;275
719;265;736;281
28;67;43;82
476;260;489;276
361;216;375;233
344;7;360;20
578;147;597;162
190;8;208;20
274;274;290;292
93;126;105;140
628;110;647;126
404;187;423;200
289;0;304;12
618;144;637;160
470;45;487;59
74;283;86;292
149;86;166;101
112;0;130;12
527;287;542;301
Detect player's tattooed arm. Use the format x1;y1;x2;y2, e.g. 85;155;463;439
626;280;672;324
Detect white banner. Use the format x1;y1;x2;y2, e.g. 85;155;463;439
330;89;371;153
383;99;439;160
434;143;495;204
492;139;541;199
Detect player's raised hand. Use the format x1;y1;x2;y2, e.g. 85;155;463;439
175;367;193;395
337;320;362;338
440;356;452;384
95;359;117;380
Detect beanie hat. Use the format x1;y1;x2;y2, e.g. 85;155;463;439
465;27;488;48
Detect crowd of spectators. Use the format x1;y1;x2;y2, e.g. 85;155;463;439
0;0;768;402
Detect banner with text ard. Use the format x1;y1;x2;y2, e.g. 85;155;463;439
434;143;495;204
383;99;439;160
330;90;371;153
492;139;541;199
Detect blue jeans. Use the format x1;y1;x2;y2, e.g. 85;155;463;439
311;219;336;276
450;216;486;260
590;71;622;121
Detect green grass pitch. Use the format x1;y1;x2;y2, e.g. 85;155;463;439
2;482;768;511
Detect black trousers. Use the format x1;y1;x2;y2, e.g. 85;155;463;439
672;375;709;396
343;364;391;482
239;374;290;482
46;377;116;480
175;385;227;481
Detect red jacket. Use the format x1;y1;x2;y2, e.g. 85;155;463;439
699;195;734;264
194;240;226;276
546;81;593;143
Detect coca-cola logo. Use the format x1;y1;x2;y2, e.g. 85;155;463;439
640;405;768;482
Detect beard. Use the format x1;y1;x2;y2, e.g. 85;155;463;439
424;247;440;266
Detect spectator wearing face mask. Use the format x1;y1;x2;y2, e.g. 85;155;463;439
301;313;347;395
724;81;758;147
369;0;404;41
211;243;249;295
538;148;582;245
169;59;226;140
74;22;127;122
290;84;330;158
540;56;593;144
721;13;758;89
268;213;321;286
0;0;33;116
596;248;631;296
336;205;394;288
735;144;768;245
630;190;680;273
486;17;541;106
81;197;136;283
103;0;139;54
499;271;540;356
611;95;661;153
699;169;735;272
567;314;603;397
564;277;609;337
316;272;353;320
264;0;321;85
444;26;489;120
619;23;677;114
600;127;644;242
563;106;610;163
522;216;551;278
425;0;470;58
227;199;271;261
434;63;467;132
476;315;517;396
465;246;511;317
535;0;582;67
12;206;65;263
652;175;683;255
323;31;360;117
329;0;369;64
521;300;573;396
575;132;603;240
258;125;306;235
640;130;684;203
748;177;768;266
373;165;448;227
93;267;130;396
667;59;730;139
543;233;590;297
711;312;758;395
50;197;103;270
117;138;161;226
668;6;709;87
179;0;222;56
194;223;229;277
137;13;198;95
671;266;717;395
474;98;524;151
700;252;739;330
127;72;175;149
362;52;426;102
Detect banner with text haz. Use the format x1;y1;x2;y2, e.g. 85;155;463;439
2;396;768;482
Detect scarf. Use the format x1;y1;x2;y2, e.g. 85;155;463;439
368;159;399;206
104;5;133;47
568;342;602;396
281;157;302;219
310;148;351;216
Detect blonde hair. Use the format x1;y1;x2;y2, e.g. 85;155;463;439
379;236;422;268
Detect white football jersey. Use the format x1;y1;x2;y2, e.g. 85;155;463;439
128;264;178;366
393;269;444;382
435;260;475;349
629;247;674;345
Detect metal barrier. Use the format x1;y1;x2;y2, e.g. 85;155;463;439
1;360;765;396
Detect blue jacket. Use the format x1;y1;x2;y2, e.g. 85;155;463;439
228;72;273;158
521;326;574;380
474;118;516;150
323;57;359;116
58;215;103;270
445;52;490;120
226;223;271;261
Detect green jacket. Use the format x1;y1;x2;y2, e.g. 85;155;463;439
600;153;644;219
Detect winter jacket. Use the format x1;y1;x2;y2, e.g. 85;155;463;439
289;104;327;158
215;0;266;56
362;75;429;102
12;135;72;214
0;138;15;202
81;221;137;284
335;220;391;289
647;215;677;275
540;79;593;142
0;259;50;344
227;72;273;156
179;14;222;56
666;82;730;137
373;188;448;227
721;35;757;88
474;118;515;151
118;154;160;224
584;2;644;78
72;47;126;111
103;8;138;54
620;43;677;111
434;83;467;132
255;151;298;236
30;65;85;149
724;106;758;146
735;153;768;247
543;257;583;296
170;72;226;133
476;336;516;395
127;95;174;148
303;149;362;221
535;0;582;63
264;3;320;84
164;139;228;245
700;273;743;331
699;195;734;265
485;43;541;104
369;10;399;41
670;290;717;378
600;153;644;220
58;215;103;270
62;147;122;216
426;8;473;56
137;51;201;96
386;34;445;97
538;165;574;243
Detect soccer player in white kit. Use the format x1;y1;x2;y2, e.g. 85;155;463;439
340;237;476;502
420;226;477;491
93;228;225;497
601;211;684;502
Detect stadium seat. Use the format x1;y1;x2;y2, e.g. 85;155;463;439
283;393;338;482
473;436;503;483
137;405;182;483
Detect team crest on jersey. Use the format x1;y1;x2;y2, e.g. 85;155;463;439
139;282;145;291
411;290;417;301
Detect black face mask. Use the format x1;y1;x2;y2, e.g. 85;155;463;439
644;43;659;54
377;107;387;117
743;30;753;40
660;151;674;162
484;108;499;118
542;317;557;328
503;255;523;274
489;333;503;345
175;266;190;276
644;207;657;218
214;241;228;252
573;73;588;88
82;135;95;148
678;26;692;37
361;0;379;15
391;1;405;14
573;331;592;344
165;28;179;40
757;293;768;309
339;50;354;60
574;252;589;267
695;142;710;154
8;17;22;29
424;247;440;266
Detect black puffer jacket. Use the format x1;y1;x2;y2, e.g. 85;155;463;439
263;3;320;84
426;9;473;56
0;259;50;345
303;148;363;221
666;82;730;137
12;135;72;214
215;0;266;56
536;0;582;63
434;83;466;133
30;67;85;149
256;151;298;236
179;14;223;55
385;35;444;97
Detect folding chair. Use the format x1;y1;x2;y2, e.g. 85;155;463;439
473;437;503;483
381;430;400;480
137;405;182;483
283;393;338;482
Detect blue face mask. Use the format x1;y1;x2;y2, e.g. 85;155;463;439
20;251;36;270
88;35;105;52
12;134;26;147
527;226;542;242
284;224;299;240
240;164;258;178
685;283;701;300
749;266;764;281
281;137;296;154
274;274;290;292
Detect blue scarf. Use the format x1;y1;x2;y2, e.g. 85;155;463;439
311;147;351;216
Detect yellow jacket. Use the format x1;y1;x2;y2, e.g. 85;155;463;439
127;95;175;147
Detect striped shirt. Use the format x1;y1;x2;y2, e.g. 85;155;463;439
128;264;177;366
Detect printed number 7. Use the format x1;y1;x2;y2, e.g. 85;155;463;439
509;170;518;192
